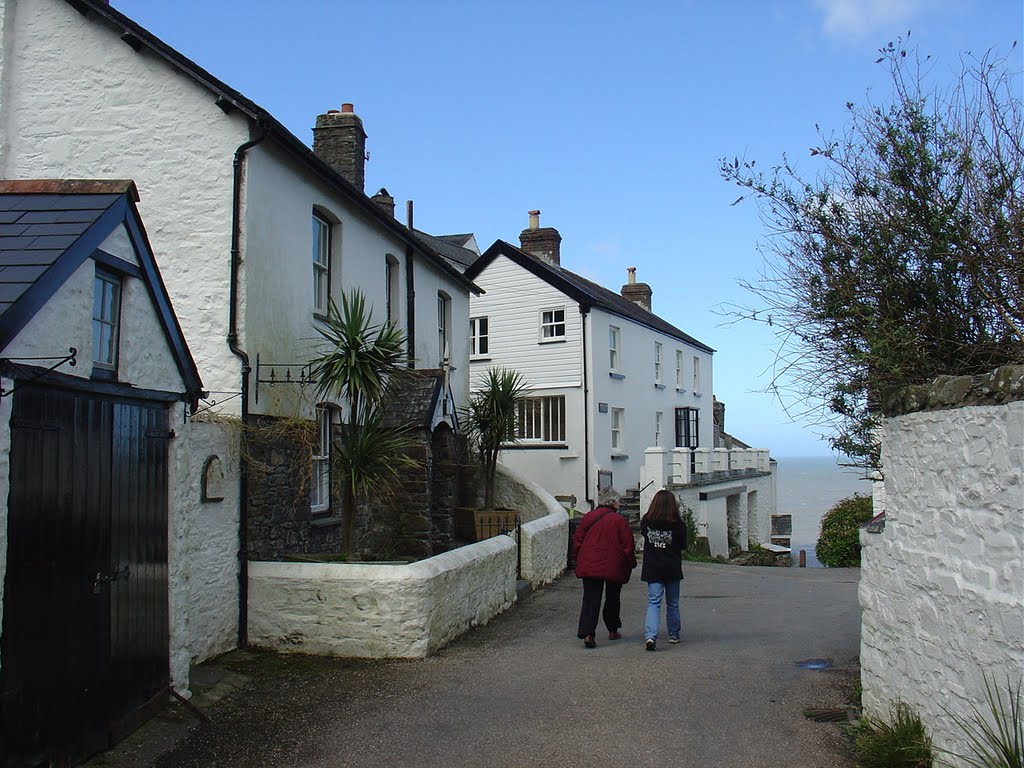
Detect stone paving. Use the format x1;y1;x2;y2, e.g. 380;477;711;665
86;561;861;768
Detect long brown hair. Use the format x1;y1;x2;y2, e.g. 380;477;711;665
643;489;680;524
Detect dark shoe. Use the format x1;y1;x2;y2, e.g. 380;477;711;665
668;635;681;644
584;635;596;649
645;638;656;652
608;631;622;641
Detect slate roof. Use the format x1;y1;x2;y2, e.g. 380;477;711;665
466;240;715;353
0;179;204;402
413;230;480;270
380;368;445;430
61;0;480;295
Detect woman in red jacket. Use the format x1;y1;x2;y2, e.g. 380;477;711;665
572;487;637;648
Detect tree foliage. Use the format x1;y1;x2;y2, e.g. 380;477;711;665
308;289;417;552
721;38;1024;469
462;367;527;510
815;494;873;568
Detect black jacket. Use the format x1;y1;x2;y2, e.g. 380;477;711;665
640;518;686;583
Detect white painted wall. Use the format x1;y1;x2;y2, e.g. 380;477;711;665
248;535;518;658
167;414;241;691
469;254;588;500
860;401;1024;764
492;463;569;587
3;257;184;392
588;307;714;497
0;0;249;403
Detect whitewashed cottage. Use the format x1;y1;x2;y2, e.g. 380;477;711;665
0;0;478;749
465;212;715;509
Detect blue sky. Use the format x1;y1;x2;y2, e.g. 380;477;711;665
114;0;1022;457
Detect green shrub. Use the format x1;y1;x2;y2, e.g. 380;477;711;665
816;494;873;567
853;701;933;767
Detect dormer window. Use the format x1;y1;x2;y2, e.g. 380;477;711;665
93;268;121;376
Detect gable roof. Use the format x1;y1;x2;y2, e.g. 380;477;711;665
0;179;205;403
467;239;714;353
413;230;481;270
61;0;480;295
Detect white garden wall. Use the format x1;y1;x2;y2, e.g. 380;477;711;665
494;464;569;587
247;535;517;659
860;367;1024;765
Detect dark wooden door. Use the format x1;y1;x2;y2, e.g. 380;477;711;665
1;384;171;767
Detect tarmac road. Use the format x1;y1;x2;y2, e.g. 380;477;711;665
88;561;861;768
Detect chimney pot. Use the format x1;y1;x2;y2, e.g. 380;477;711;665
528;210;540;230
627;267;637;284
341;103;354;113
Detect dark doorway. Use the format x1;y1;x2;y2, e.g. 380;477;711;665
1;383;172;766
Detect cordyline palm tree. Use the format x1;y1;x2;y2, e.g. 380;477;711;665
308;289;417;554
463;367;527;511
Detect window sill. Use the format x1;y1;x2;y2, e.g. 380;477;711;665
610;453;629;461
676;387;687;394
501;443;569;450
693;392;703;398
654;383;666;389
470;355;491;362
311;514;342;528
609;372;625;380
539;337;566;345
558;453;580;460
92;367;118;382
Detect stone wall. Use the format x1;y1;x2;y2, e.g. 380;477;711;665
860;366;1023;763
247;534;517;658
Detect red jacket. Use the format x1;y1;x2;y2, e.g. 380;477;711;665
572;506;637;583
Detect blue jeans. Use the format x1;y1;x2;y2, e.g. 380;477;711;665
645;580;681;641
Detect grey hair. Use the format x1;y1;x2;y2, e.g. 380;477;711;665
597;487;621;507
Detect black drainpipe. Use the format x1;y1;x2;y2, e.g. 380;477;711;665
580;304;593;509
405;200;416;366
229;124;268;648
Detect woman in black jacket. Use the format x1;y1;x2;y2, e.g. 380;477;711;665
640;490;687;651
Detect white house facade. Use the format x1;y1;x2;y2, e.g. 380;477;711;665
0;0;477;700
465;213;715;509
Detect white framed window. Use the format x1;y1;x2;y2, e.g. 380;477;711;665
540;307;565;341
609;326;620;370
311;406;332;513
611;407;624;450
385;254;400;326
515;395;566;443
692;355;701;393
312;212;331;315
93;268;121;372
438;292;451;364
654;342;663;383
470;316;489;357
655;411;663;447
676;350;684;388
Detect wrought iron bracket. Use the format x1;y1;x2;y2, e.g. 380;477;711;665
254;352;313;404
0;347;78;398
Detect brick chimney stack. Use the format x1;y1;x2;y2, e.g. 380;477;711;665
370;187;395;218
519;209;562;267
621;267;653;311
312;103;367;191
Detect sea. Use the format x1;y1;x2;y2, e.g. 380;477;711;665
774;455;873;567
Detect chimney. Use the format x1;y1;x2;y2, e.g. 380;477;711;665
371;187;395;218
621;267;653;311
519;209;561;267
312;103;367;191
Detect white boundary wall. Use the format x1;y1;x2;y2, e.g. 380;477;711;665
248;535;517;658
860;396;1023;763
494;463;569;587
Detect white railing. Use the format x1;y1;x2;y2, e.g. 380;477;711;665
641;446;770;489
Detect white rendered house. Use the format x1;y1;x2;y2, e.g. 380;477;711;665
0;0;478;703
465;212;715;509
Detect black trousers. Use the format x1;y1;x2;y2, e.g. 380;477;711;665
577;578;623;638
